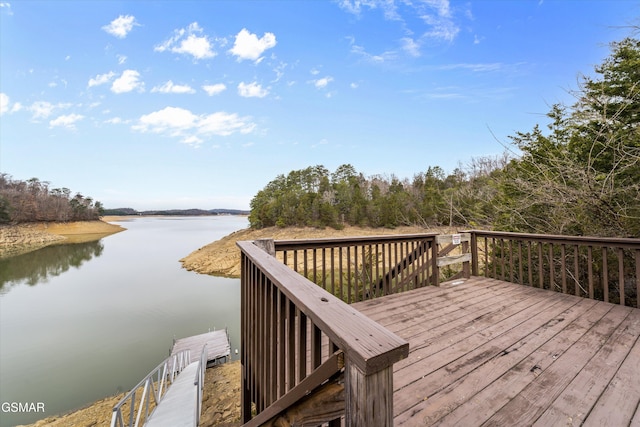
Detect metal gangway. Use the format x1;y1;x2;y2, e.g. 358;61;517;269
110;344;207;427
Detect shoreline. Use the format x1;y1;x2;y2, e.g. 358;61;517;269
0;219;126;259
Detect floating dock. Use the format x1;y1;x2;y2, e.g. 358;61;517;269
170;329;231;367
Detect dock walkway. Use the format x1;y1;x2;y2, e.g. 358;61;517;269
145;361;200;427
143;330;230;426
111;329;231;427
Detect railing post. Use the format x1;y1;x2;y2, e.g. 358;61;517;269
240;252;252;424
431;239;439;286
462;238;471;278
255;239;275;256
345;362;394;426
471;232;479;276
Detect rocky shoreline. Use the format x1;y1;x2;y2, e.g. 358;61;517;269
0;219;125;259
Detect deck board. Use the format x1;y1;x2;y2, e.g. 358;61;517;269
351;276;640;426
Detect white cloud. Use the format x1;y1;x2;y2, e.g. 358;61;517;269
438;63;503;72
272;62;287;82
198;112;256;135
181;135;203;147
0;93;9;114
0;93;20;116
237;81;269;98
155;22;216;60
117;54;127;64
134;107;197;134
340;0;462;57
102;15;138;38
175;34;215;59
350;82;359;89
132;106;256;143
88;71;116;87
337;0;395;18
111;70;144;94
29;101;56;119
151;81;196;94
312;76;333;89
421;12;459;42
229;28;276;63
350;42;395;63
49;113;84;129
0;2;13;15
401;37;421;57
202;83;227;96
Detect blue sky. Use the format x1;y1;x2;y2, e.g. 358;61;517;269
1;1;637;210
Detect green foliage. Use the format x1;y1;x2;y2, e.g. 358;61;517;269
248;162;505;230
249;36;639;238
497;37;640;236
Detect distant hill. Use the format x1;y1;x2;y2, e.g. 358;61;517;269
102;208;249;216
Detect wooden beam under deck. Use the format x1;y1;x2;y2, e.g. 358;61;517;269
352;276;640;426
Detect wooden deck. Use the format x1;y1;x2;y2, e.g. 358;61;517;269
352;276;640;426
170;329;230;367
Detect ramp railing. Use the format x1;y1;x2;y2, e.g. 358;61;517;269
194;343;208;424
110;349;191;427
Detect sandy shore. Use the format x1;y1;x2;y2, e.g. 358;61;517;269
180;224;441;278
0;219;125;259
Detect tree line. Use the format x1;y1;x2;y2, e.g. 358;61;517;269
0;174;103;223
249;37;640;238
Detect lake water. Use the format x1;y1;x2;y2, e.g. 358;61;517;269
0;216;248;427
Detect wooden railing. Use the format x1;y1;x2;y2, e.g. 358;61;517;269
238;240;409;426
468;230;640;308
238;230;639;425
272;233;440;303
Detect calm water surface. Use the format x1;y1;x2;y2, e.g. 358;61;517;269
0;216;248;427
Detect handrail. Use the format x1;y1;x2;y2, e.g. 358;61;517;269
466;229;640;248
110;349;191;427
238;239;409;426
466;230;640;307
272;233;439;303
273;232;440;250
194;343;208;424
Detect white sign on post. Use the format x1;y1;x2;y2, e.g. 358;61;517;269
452;234;461;245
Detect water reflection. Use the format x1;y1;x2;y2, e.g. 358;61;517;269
0;216;247;427
0;240;105;291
